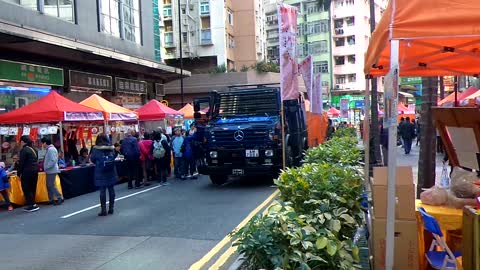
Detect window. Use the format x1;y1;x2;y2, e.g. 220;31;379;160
334;19;343;28
348;74;356;83
297;44;307;57
163;5;172;17
346;17;354;26
43;0;75;22
346;0;354;5
305;3;321;14
336;75;346;84
266;14;277;25
228;34;235;48
4;0;37;10
200;2;209;15
201;29;212;45
122;0;141;44
313;61;328;74
319;40;328;53
322;81;329;87
182;32;188;43
335;1;344;8
347;35;355;45
227;9;233;25
347;55;355;64
153;0;161;61
267;30;278;39
335;38;345;47
100;0;121;38
320;20;328;32
164;32;174;46
335;56;345;65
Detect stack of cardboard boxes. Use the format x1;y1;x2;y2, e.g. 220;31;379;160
372;166;419;270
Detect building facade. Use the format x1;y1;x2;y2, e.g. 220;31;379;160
160;0;266;73
0;0;186;111
265;0;332;104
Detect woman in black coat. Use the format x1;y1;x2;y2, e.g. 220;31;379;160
90;134;117;216
19;135;39;212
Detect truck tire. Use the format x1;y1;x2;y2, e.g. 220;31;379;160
210;175;228;185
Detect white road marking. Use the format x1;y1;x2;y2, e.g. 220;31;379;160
60;185;163;219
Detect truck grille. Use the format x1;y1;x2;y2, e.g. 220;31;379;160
210;128;269;146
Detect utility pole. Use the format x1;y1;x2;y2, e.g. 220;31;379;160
178;0;184;107
368;0;381;166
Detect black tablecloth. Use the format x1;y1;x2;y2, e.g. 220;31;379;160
59;165;96;199
115;160;128;179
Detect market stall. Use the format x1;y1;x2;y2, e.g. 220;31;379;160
136;99;183;134
364;0;480;269
439;86;479;107
0;91;104;202
0;173;62;205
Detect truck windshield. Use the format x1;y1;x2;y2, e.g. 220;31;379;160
216;89;280;117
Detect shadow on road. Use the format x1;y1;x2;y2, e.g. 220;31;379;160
200;175;276;190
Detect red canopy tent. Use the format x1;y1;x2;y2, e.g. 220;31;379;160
439;86;479;107
136;99;183;121
327;107;340;117
0;91;104;124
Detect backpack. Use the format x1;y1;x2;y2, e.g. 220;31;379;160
98;150;115;173
153;140;166;159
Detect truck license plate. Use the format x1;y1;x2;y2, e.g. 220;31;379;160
232;169;244;175
245;149;259;157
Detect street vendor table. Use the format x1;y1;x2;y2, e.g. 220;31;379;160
1;173;63;205
415;200;463;270
59;165;96;199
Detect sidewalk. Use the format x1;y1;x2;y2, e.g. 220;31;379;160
395;142;444;186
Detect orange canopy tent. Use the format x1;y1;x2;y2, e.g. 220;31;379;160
179;104;195;119
365;0;480;77
136;99;183;121
80;94;138;121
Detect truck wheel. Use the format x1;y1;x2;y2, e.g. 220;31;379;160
210;175;228;185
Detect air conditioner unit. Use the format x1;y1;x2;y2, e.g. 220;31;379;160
155;84;165;96
189;4;194;10
335;84;344;89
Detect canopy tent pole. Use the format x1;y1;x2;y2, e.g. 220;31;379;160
364;78;370;184
385;39;400;270
59;121;64;154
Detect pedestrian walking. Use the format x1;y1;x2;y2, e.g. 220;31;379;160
139;132;153;186
0;162;13;211
152;130;171;185
184;128;197;179
415;119;421;146
41;137;64;205
380;124;389;166
18;135;39;212
90;133;117;216
121;130;141;189
326;119;336;140
398;117;406;148
171;128;186;180
400;117;415;154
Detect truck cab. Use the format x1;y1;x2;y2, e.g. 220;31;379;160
194;84;307;185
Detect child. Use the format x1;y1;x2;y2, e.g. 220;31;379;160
0;162;13;211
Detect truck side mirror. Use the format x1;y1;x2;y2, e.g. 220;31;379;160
194;112;202;119
194;103;200;112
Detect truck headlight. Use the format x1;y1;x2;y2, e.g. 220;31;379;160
210;151;218;158
265;149;274;157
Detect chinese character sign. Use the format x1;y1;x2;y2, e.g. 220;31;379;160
340;98;349;119
312;74;323;114
299;55;313;104
278;4;299;101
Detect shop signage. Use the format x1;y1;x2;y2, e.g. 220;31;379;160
0;59;64;86
400;77;422;85
160;100;169;106
69;70;112;91
64;112;104;121
115;78;147;94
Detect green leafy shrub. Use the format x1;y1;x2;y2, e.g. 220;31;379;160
332;127;357;139
304;137;361;167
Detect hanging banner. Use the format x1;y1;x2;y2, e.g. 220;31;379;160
312;74;323;114
64;112;104;121
299;55;313;110
340;98;349;119
278;4;299;101
383;67;399;128
109;113;138;121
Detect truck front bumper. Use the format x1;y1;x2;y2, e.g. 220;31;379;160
199;164;282;176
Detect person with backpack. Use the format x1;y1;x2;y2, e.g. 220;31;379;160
171;128;186;180
138;132;153;187
19;135;39;212
90;133;117;216
121;130;141;189
152;130;171;185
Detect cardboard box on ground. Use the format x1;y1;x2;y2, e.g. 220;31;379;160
372;166;418;270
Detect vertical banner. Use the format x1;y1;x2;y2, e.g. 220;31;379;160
312;74;323;114
278;4;299;101
383;67;399;127
340;98;349;119
299;55;313;110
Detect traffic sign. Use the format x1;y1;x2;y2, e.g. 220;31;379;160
160;100;169;106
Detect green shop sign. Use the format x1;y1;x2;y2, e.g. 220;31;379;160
400;77;422;85
0;59;64;86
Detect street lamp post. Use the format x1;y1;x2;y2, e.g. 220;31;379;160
178;0;184;107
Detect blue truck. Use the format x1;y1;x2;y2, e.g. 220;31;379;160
193;84;308;185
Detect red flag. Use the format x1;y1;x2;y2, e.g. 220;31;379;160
278;4;299;101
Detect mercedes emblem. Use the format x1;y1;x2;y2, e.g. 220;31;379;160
234;130;245;141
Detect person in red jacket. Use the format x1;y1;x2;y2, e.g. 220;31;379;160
138;132;153;187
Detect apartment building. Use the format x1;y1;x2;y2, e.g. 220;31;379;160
0;0;185;110
330;0;387;110
160;0;266;73
265;0;332;103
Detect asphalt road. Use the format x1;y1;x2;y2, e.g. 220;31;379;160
0;175;276;270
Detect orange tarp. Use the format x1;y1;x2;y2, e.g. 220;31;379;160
80;94;138;121
365;0;480;77
307;112;328;147
179;103;195;119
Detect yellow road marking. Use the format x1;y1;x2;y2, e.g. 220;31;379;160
188;189;279;270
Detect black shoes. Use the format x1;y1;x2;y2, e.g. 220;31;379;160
54;198;64;205
24;204;40;212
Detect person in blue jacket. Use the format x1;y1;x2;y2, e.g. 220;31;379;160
0;162;12;211
90;134;117;216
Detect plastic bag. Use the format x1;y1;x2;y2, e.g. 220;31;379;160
438;162;451;189
450;167;480;198
420;186;448;206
